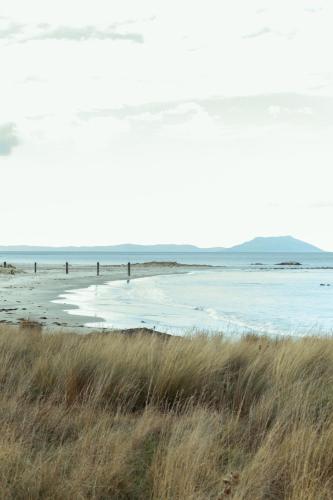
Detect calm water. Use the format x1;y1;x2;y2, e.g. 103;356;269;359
39;251;333;336
2;250;333;268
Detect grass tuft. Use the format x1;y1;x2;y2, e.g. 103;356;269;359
0;325;333;498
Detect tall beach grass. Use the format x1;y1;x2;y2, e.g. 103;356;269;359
0;325;333;498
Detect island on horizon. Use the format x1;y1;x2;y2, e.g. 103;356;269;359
0;235;324;253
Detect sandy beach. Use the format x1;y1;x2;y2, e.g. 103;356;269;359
0;262;210;331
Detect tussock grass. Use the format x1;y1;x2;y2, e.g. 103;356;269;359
0;326;333;498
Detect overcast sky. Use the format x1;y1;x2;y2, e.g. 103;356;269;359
1;0;333;249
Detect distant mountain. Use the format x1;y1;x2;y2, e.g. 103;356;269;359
0;237;323;253
101;244;225;253
0;244;225;253
227;236;323;253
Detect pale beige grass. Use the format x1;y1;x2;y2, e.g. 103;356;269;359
0;325;332;499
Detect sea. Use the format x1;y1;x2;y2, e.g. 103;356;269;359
2;251;333;337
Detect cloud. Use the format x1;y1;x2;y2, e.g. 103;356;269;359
242;26;296;41
0;19;144;44
77;94;333;129
21;75;45;84
309;202;333;209
25;25;144;44
243;27;271;39
0;21;23;39
78;101;183;121
0;123;20;156
305;7;323;14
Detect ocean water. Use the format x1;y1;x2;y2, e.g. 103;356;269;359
1;250;333;268
47;252;333;336
3;251;333;336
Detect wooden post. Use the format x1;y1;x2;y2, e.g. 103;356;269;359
66;262;69;274
3;262;6;268
34;262;37;274
127;262;131;277
97;262;100;276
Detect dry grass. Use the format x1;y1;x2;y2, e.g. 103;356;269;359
0;325;333;499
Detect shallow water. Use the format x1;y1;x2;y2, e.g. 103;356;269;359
2;250;333;268
54;267;333;336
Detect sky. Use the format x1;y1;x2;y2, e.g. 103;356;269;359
1;0;333;250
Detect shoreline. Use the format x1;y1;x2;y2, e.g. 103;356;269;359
0;262;212;332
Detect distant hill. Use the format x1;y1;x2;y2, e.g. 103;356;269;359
0;244;225;253
0;237;323;253
227;236;323;253
102;244;226;253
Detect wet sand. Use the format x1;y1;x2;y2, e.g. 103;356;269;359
0;262;211;332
